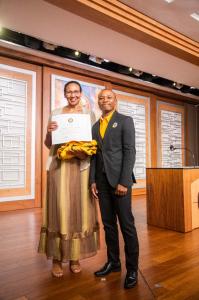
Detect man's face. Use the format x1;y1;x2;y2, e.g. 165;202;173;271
65;83;81;107
98;90;117;114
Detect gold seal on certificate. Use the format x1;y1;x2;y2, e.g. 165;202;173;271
51;114;92;145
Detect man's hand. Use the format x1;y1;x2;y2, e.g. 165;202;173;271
115;184;128;196
91;183;99;200
47;121;58;132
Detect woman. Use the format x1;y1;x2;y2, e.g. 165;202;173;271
38;81;99;277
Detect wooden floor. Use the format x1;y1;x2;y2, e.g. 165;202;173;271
1;197;199;300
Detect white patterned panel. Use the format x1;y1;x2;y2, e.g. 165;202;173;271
0;76;26;189
117;100;147;180
0;64;36;202
160;110;183;167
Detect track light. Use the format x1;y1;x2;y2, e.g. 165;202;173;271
24;36;42;50
43;42;57;51
89;55;103;64
173;82;183;89
128;67;145;77
74;50;81;57
132;69;143;77
128;67;143;77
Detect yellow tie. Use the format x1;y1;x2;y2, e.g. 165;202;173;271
99;111;114;139
100;117;108;139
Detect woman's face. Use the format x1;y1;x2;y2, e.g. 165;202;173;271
64;83;82;107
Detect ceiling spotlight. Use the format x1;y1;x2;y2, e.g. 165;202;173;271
128;67;143;76
173;82;183;89
164;0;175;3
132;69;143;77
89;55;103;64
43;41;57;51
190;12;199;22
74;50;80;57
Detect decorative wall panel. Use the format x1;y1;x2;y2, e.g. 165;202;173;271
157;102;184;167
114;90;150;188
0;77;26;189
0;64;36;202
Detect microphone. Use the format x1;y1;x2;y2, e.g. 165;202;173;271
170;145;175;151
169;145;196;167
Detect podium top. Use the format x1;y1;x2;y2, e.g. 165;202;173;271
146;167;199;169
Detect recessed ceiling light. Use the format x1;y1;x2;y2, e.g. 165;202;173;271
164;0;175;3
190;12;199;22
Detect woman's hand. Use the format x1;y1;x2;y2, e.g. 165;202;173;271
75;151;87;160
91;183;99;200
47;121;58;132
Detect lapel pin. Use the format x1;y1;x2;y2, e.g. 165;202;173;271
112;122;118;128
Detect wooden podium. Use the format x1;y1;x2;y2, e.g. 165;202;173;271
146;168;199;232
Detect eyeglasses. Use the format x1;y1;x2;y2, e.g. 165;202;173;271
65;90;81;95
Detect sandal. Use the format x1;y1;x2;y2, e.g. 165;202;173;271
69;260;81;273
52;260;64;278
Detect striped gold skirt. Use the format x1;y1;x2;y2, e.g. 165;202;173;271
38;156;99;261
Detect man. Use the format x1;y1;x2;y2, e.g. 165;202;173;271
89;89;139;289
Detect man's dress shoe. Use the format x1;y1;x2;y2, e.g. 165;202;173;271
94;261;121;277
124;271;138;289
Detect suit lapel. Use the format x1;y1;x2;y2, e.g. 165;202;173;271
95;120;103;149
103;111;118;143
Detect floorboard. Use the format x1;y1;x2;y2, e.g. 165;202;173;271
1;196;199;300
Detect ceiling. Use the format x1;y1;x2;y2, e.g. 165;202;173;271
120;0;199;42
0;0;199;92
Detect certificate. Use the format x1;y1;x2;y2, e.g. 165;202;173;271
51;114;92;145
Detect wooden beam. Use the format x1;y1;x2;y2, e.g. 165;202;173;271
45;0;199;65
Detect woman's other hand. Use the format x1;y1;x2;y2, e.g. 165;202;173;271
47;121;58;132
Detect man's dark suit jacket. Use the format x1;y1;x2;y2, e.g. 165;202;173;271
89;111;136;188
